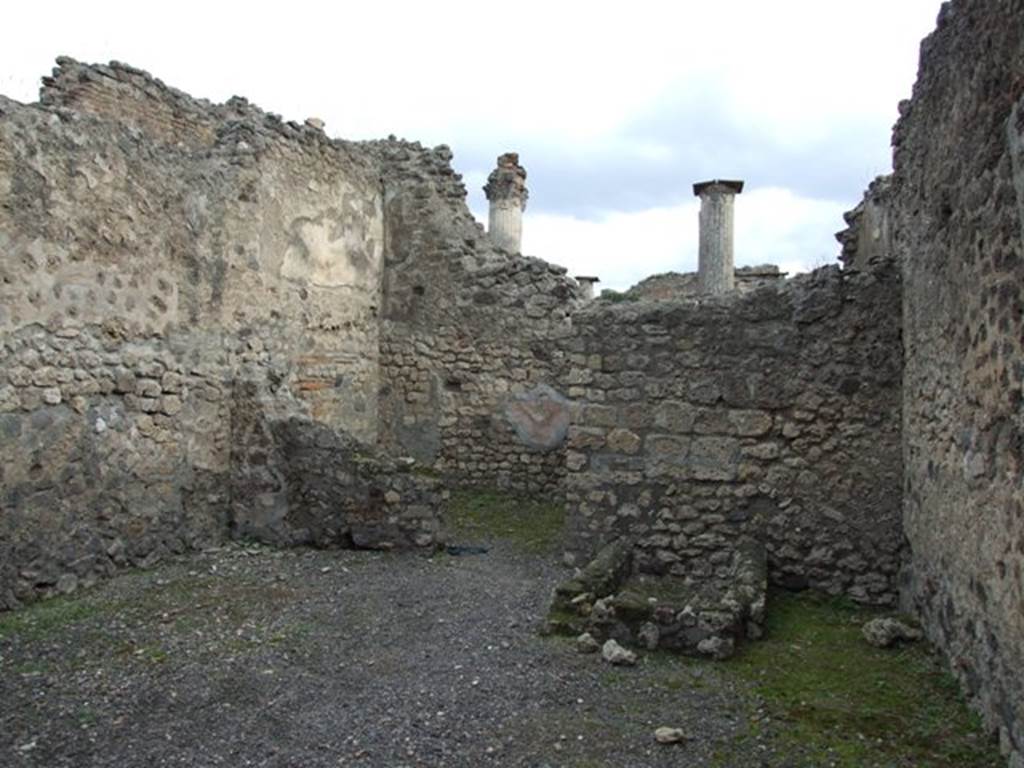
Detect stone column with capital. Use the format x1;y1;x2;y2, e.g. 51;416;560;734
484;152;529;253
693;179;744;294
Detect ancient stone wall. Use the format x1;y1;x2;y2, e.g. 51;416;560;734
230;384;443;550
623;265;785;301
563;262;904;605
375;142;581;495
892;1;1024;760
836;176;893;271
0;59;431;609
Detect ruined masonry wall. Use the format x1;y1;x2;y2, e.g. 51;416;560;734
3;58;385;437
836;176;893;270
892;0;1024;759
375;140;581;495
625;266;784;301
563;263;904;605
0;59;423;609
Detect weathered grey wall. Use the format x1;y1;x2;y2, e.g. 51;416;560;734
0;59;417;609
563;263;904;605
230;384;443;550
0;58;582;610
3;58;384;437
375;141;581;495
892;1;1024;760
836;175;893;270
624;265;785;301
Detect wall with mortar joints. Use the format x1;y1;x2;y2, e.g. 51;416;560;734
2;58;386;442
624;266;785;302
562;262;904;606
372;138;582;496
892;0;1024;761
0;323;234;609
0;58;434;610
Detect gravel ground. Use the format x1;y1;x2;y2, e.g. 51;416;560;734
0;536;775;768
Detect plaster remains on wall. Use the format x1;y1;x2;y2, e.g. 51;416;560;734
2;5;1024;759
280;204;382;290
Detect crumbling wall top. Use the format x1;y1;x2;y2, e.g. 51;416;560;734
836;175;893;270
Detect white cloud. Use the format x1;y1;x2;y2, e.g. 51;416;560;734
1;0;941;292
521;204;697;292
2;1;941;144
494;187;846;292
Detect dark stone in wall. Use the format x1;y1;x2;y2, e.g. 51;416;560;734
563;261;904;607
893;0;1024;759
230;384;443;550
1012;97;1024;238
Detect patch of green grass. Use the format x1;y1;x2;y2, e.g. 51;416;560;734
542;606;585;637
598;289;639;303
77;707;99;727
446;488;566;555
636;648;710;690
661;675;687;691
0;595;103;641
9;660;51;676
268;620;316;647
721;589;1002;768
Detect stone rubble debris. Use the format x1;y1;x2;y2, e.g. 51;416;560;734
601;639;637;666
861;617;923;648
653;727;688;744
575;632;600;654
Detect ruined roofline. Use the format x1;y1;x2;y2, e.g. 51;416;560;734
27;57;460;168
591;260;891;317
27;55;388;178
28;58;506;170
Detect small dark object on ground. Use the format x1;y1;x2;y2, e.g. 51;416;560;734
445;544;490;556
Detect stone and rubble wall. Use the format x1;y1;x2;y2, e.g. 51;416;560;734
375;141;581;495
230;384;443;550
891;0;1024;760
563;262;904;605
0;59;434;609
836;175;893;270
623;265;785;301
4;58;385;437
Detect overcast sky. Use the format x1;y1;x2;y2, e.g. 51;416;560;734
2;1;943;290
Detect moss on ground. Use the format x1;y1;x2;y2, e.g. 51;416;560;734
446;488;566;555
0;594;105;642
0;499;1004;767
716;589;1002;767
